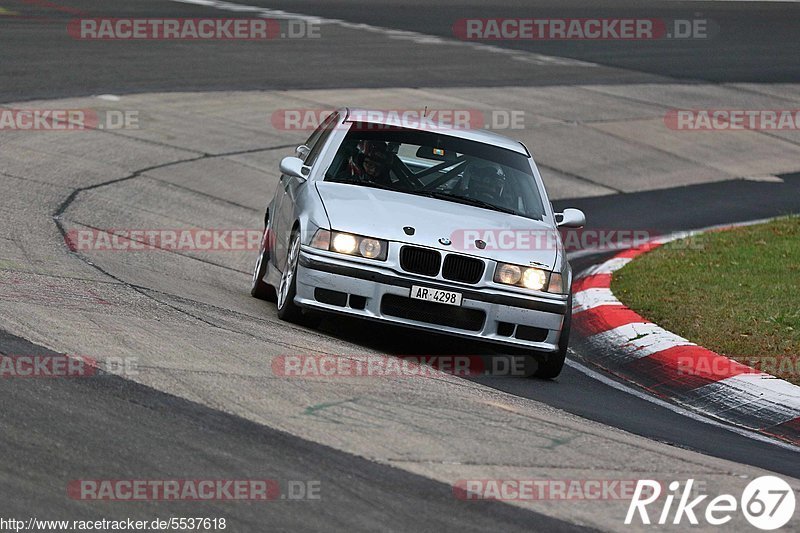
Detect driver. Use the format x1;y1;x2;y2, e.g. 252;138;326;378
359;141;392;185
337;140;392;186
463;161;506;204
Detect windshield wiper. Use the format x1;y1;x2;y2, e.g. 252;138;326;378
409;190;518;215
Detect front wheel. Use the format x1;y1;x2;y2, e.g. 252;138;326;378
532;294;572;379
276;229;321;328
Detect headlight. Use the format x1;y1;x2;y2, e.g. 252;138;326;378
522;268;547;290
332;233;358;254
495;263;522;285
358;238;383;259
494;262;549;292
313;229;387;261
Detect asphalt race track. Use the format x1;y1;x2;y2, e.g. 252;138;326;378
0;330;583;532
2;1;800;531
4;0;800;101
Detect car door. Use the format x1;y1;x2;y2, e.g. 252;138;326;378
272;112;340;273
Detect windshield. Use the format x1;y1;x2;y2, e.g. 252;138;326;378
323;125;546;220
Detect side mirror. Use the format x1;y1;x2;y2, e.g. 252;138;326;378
556;208;586;228
279;156;310;181
295;144;310;159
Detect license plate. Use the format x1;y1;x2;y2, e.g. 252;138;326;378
410;285;462;306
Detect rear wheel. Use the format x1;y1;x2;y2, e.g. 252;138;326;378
277;229;321;328
251;227;277;301
532;294;572;379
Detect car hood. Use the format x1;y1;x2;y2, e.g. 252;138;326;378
315;182;558;270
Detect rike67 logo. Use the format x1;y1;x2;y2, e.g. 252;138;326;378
626;476;796;530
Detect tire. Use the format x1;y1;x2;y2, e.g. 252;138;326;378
251;227;277;301
276;229;321;328
532;293;572;379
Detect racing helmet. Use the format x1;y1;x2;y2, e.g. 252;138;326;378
360;141;391;173
463;160;505;203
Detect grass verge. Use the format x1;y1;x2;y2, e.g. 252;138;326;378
611;217;800;384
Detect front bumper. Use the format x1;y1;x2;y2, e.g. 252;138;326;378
295;247;568;352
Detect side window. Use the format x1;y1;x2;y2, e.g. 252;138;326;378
304;112;339;167
301;124;326;161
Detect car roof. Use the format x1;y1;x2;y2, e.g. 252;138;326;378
342;107;530;156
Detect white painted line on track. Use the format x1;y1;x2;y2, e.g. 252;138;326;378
565;356;800;453
710;374;800;416
572;287;621;313
578;256;631;276
167;0;599;67
586;322;696;362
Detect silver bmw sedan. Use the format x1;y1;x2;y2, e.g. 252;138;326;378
251;108;585;378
